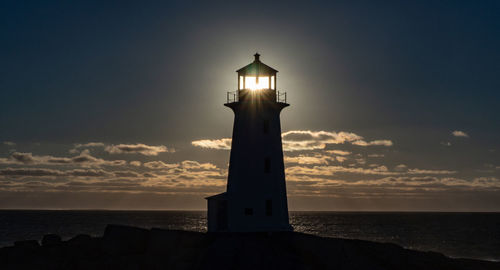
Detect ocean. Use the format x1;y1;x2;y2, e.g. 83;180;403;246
0;210;498;261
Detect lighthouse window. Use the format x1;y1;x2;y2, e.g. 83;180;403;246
264;158;271;173
244;208;253;216
263;119;269;134
266;200;272;216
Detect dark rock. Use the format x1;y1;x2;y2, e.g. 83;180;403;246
7;240;41;266
102;224;149;255
147;228;180;254
147;229;208;269
66;233;102;259
1;226;499;270
177;230;206;248
67;234;92;247
42;234;62;247
14;240;39;249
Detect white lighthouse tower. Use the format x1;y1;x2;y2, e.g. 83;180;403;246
206;53;292;232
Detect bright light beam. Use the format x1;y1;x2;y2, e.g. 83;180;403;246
245;76;270;90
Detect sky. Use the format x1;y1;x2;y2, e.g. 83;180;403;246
0;0;499;211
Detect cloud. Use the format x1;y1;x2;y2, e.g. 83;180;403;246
407;169;457;175
0;150;126;167
0;153;230;195
284;154;335;165
355;158;366;165
129;161;142;167
113;171;141;178
367;154;384;158
180;160;217;170
191;139;232;150
0;168;65;176
192;130;393;151
394;164;408;171
325;150;351;156
284;151;352;165
70;142;173;156
285;174;500;199
472;177;500;187
352;140;393;146
61;150;128;167
282;130;362;142
452;130;469;138
0;159;493;200
282;130;363;151
142;172;157;178
143;161;179;169
143;160;218;171
3;141;16;146
67;169;112;177
285;164;457;177
10;152;36;164
0;168;132;178
74;142;105;148
105;144;172;156
286;165;396;176
0;158;221;180
392;164;456;175
69;142;105;153
336;156;348;162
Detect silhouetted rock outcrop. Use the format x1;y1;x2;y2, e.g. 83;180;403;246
102;224;149;255
0;224;498;270
41;234;62;247
13;240;39;249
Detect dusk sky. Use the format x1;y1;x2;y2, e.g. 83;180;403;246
1;0;499;210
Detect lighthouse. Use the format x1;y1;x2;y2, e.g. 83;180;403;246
206;53;293;232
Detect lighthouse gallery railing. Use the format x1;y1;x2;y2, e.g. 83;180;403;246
226;90;287;104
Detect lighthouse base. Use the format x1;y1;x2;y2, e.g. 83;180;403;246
206;192;293;233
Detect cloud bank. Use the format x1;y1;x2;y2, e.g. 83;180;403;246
191;139;232;150
192;130;393;151
104;144;173;156
0;150;127;167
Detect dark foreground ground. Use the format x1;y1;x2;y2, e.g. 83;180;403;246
0;225;498;270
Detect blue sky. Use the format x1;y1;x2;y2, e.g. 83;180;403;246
0;0;499;210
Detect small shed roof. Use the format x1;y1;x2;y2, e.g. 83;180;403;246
205;192;227;200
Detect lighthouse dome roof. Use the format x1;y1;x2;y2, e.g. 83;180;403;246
236;53;278;76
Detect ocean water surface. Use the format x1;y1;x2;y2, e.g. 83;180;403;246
0;210;498;261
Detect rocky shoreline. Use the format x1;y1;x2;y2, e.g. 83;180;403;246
0;224;498;270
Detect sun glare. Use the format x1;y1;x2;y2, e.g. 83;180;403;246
245;76;270;91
